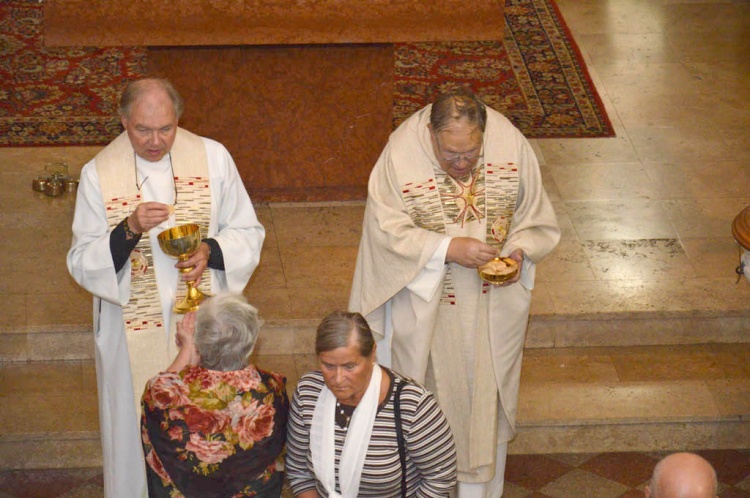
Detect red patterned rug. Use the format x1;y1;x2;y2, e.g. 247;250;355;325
0;1;147;146
394;0;613;138
0;0;612;147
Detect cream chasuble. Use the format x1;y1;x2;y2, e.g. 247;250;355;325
402;162;519;479
350;104;561;484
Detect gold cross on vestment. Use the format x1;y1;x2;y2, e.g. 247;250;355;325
445;170;485;227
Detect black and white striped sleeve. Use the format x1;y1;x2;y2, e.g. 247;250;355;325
285;375;320;496
402;384;458;497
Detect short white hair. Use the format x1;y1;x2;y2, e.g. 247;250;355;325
194;292;262;371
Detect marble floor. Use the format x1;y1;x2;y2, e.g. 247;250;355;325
1;1;749;337
0;0;749;494
1;449;749;498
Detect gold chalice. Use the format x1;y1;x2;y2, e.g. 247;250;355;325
157;223;207;313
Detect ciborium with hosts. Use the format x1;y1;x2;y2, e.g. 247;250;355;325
157;223;208;313
477;216;519;284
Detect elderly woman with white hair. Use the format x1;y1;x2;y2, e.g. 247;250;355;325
141;292;289;498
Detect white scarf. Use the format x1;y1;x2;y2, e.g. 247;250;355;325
310;364;383;497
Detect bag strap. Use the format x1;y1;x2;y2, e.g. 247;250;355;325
394;379;410;498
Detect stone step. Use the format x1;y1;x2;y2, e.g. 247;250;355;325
1;343;748;469
3;310;749;363
1;431;102;471
512;382;749;455
511;344;750;454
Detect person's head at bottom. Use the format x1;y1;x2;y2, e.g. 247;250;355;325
192;291;261;371
645;452;718;498
315;311;377;406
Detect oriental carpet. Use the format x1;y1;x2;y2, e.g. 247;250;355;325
0;0;613;147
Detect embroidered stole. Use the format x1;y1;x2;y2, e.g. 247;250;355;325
98;129;213;327
96;129;212;409
401;161;519;476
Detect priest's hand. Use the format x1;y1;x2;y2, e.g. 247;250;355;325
446;237;499;268
492;248;524;287
128;202;170;234
177;241;211;286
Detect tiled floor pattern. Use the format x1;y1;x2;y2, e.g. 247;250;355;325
1;450;748;498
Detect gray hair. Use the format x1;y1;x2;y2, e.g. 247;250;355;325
194;292;261;371
119;78;184;119
315;311;375;357
429;87;487;133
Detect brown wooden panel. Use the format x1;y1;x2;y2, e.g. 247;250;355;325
148;44;393;202
44;0;505;47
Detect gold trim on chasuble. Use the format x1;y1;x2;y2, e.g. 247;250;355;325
172;176;213;301
484;163;519;247
401;162;519;303
401;176;458;304
104;178;212;333
440;168;486;228
105;193;162;332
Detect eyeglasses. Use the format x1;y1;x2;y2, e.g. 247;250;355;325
435;136;483;165
134;151;178;205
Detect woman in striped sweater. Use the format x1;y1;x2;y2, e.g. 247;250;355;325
286;311;457;497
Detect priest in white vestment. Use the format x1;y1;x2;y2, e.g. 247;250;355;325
67;79;265;498
349;88;560;498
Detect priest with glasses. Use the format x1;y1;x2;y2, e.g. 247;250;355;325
349;87;560;497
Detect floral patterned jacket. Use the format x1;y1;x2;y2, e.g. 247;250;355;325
141;364;289;498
